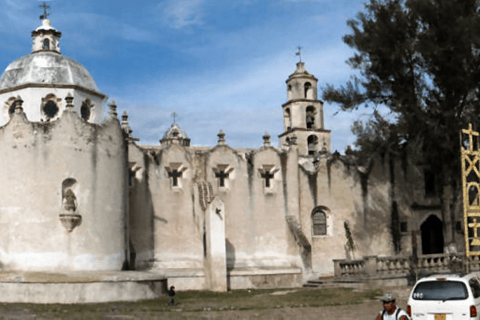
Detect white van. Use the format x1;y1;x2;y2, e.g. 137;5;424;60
407;274;480;319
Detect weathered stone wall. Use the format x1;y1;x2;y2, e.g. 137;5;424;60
129;142;303;289
0;108;127;271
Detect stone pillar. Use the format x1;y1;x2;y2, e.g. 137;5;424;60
205;197;227;291
333;259;342;279
364;256;378;278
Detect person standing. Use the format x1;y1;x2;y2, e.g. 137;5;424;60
167;286;176;306
376;293;410;320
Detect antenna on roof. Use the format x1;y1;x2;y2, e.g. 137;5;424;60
39;1;51;21
171;112;177;124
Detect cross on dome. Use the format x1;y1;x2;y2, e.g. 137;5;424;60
39;2;51;20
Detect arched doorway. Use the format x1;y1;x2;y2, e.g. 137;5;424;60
421;215;444;254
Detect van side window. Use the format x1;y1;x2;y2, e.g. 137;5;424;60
469;279;480;298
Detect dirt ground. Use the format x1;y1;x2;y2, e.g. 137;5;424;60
0;286;411;320
143;286;411;320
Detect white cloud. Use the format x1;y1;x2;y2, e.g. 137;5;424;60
158;0;205;29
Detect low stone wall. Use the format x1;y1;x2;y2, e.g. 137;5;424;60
227;267;303;290
0;271;167;303
333;253;477;281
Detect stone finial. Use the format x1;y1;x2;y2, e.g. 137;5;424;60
262;131;272;147
217;130;226;145
65;93;74;111
121;111;134;138
122;111;128;124
108;101;118;118
14;96;24;114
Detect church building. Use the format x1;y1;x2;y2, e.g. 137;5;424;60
0;13;460;292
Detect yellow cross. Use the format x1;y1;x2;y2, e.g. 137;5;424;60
462;123;479;152
469;218;480;246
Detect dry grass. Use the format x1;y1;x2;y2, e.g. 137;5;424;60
0;287;383;319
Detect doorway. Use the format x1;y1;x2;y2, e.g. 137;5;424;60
421;215;444;254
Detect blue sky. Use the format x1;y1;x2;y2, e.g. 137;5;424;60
0;0;372;152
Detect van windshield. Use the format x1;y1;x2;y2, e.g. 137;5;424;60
412;281;468;301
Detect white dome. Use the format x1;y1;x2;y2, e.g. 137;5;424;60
0;52;99;92
163;122;189;140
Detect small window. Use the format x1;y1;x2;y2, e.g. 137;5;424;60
308;135;318;155
470;279;480;298
81;102;91;121
304;82;312;99
306;106;315;129
8;101;16;114
285;108;291;131
43;39;50;50
44;101;59;119
312;209;327;236
400;221;408;233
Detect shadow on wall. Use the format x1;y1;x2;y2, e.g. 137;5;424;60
129;164;157;271
226;238;235;290
226;238;236;268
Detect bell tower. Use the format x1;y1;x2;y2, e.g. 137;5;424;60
278;61;331;155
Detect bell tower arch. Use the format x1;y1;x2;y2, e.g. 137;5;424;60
278;62;331;155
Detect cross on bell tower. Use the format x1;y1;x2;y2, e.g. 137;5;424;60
39;2;51;20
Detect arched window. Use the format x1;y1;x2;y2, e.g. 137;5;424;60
312;207;328;236
285;108;291;131
306;106;315;129
287;84;292;100
307;135;318;155
81;100;93;121
304;82;312;99
43;38;50;50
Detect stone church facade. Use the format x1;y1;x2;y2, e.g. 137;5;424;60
0;17;461;291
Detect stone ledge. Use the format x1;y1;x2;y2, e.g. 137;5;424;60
228;266;302;276
153;268;205;278
0;271;167;303
0;270;165;283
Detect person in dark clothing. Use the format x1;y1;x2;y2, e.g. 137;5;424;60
167;286;176;306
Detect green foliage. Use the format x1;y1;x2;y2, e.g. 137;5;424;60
323;0;480;184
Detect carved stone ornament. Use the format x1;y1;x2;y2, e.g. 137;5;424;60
59;189;81;232
59;213;82;232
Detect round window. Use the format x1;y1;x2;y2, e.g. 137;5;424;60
44;101;59;119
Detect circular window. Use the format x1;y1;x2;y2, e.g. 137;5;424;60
44;101;59;119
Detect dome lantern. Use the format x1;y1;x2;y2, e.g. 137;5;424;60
31;19;62;54
160;122;191;147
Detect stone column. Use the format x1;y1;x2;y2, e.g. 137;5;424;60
205;197;227;291
364;256;378;278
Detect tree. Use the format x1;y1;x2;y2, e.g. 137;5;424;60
323;0;480;249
